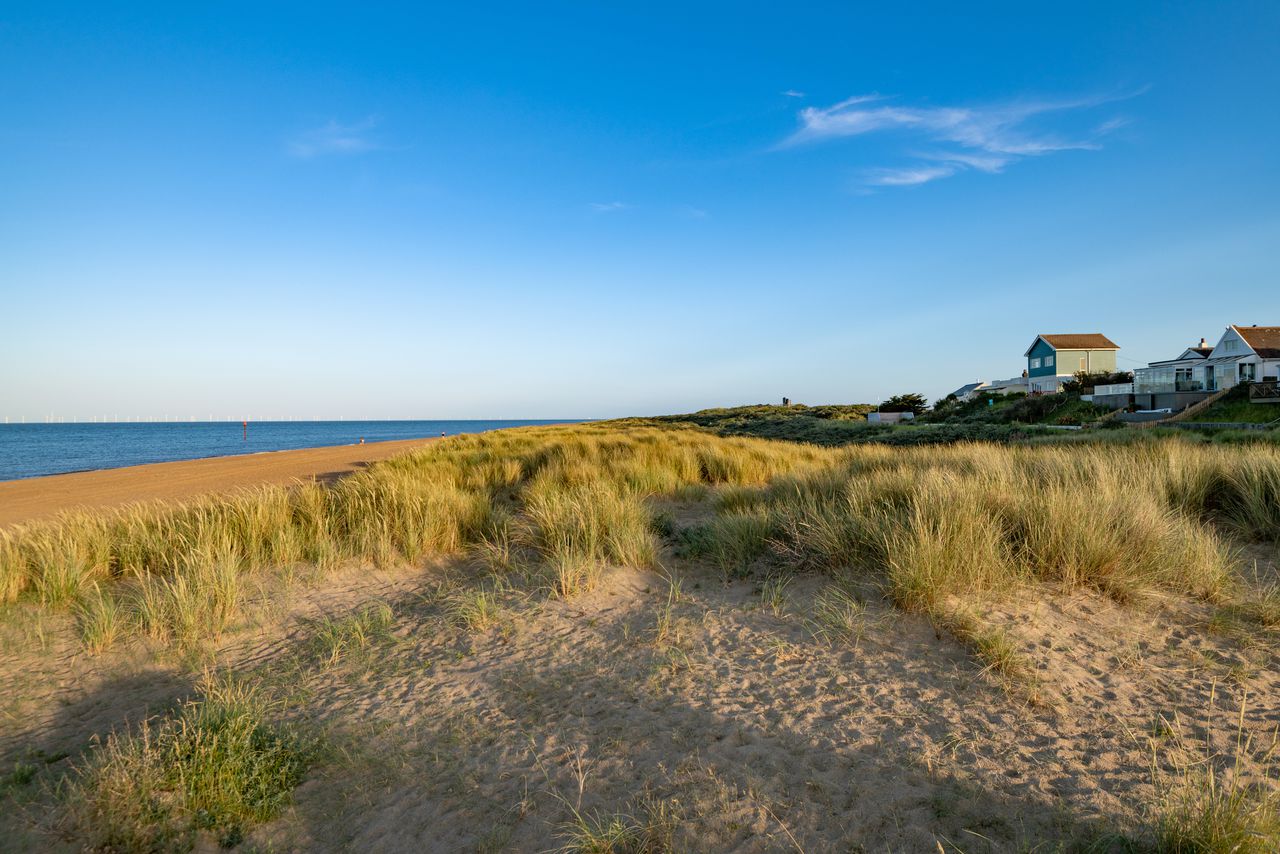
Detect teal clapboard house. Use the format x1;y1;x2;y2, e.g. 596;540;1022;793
1023;334;1120;393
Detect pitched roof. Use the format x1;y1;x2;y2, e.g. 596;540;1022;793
1166;347;1213;362
1150;347;1213;366
1232;325;1280;359
1024;333;1119;356
949;382;987;398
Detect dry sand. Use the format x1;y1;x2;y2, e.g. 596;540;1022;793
0;438;437;529
2;512;1277;851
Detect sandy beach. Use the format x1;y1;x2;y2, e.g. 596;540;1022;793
0;437;436;529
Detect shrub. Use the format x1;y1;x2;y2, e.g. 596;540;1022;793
64;677;317;851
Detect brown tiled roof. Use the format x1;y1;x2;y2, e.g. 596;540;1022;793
1232;326;1280;358
1037;333;1120;351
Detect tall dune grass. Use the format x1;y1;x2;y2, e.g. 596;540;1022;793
769;443;1244;609
1;426;1277;651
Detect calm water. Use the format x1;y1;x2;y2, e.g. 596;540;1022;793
0;420;580;481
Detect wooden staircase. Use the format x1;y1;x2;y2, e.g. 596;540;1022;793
1128;386;1232;429
1163;386;1234;423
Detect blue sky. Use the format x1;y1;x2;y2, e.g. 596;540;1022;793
2;2;1277;420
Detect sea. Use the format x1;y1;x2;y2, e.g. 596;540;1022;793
0;420;581;481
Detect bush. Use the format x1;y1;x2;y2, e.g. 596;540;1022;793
1061;370;1133;394
64;677;317;851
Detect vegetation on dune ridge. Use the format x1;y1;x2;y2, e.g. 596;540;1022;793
626;401;1098;444
2;424;1278;650
641;399;1280;446
0;427;822;640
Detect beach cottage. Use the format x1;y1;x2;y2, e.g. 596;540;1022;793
1117;325;1280;411
1023;334;1120;394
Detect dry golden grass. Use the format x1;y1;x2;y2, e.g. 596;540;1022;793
1;425;1277;659
1148;694;1280;853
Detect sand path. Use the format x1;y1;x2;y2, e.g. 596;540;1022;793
0;437;436;529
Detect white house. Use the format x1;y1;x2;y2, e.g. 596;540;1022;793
1204;325;1280;387
947;381;990;401
1128;325;1280;410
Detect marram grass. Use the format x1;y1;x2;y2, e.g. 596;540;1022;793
1;425;1277;653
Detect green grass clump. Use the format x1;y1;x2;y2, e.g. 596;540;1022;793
555;797;678;853
1149;699;1280;853
132;549;243;649
557;811;655;853
1157;772;1279;853
3;760;38;791
310;600;396;666
64;677;317;851
809;585;867;645
444;588;502;631
701;510;776;578
75;583;128;654
523;479;658;594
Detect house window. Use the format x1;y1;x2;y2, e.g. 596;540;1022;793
1045;355;1054;367
1175;367;1199;391
1240;363;1257;382
1030;358;1041;369
1224;339;1239;352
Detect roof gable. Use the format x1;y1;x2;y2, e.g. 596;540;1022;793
1232;325;1280;359
1024;333;1120;357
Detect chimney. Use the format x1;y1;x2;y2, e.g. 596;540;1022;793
1199;338;1207;348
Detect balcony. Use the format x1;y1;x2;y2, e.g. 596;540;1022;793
1249;381;1280;403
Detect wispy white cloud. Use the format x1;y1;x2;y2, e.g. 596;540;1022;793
782;89;805;98
589;201;629;213
865;165;958;187
1093;116;1132;135
916;150;1011;173
288;117;382;158
781;90;1142;188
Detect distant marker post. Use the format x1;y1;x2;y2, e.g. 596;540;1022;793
243;420;247;441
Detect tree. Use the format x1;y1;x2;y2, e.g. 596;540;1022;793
932;392;960;413
879;393;928;415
